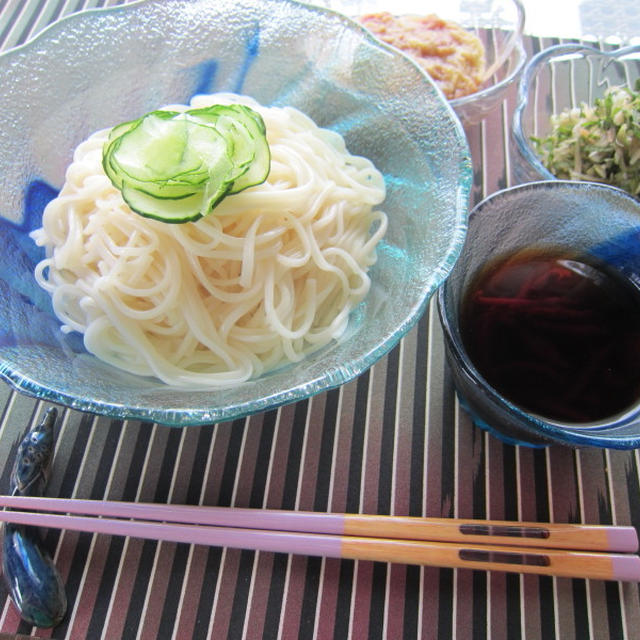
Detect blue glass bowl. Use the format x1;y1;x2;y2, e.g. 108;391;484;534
0;0;471;426
438;180;640;449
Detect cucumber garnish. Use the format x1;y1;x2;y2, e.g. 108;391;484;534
102;103;270;223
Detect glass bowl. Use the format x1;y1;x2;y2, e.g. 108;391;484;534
0;0;472;426
320;0;526;124
437;180;640;449
512;43;640;189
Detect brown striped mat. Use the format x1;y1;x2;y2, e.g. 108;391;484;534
0;1;639;638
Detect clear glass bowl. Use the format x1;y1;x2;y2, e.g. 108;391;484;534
512;43;640;187
319;0;526;124
438;180;640;449
0;0;472;426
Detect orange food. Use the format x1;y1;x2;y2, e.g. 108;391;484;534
359;12;486;100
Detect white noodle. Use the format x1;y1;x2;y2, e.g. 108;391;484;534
30;94;388;387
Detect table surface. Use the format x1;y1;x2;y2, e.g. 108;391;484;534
1;1;640;639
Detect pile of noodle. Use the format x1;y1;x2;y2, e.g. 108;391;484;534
30;94;388;387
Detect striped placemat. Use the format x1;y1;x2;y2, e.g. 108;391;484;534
0;2;639;639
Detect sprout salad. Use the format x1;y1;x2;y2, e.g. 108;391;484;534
531;82;640;197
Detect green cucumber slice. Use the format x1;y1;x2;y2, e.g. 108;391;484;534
187;105;269;193
121;184;231;223
111;114;228;184
219;103;267;135
102;102;271;223
219;106;270;192
187;107;255;187
230;129;270;193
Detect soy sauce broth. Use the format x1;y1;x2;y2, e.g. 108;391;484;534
460;247;640;423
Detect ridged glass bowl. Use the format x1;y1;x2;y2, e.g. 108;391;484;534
322;0;526;124
438;180;640;449
512;43;640;189
0;0;471;426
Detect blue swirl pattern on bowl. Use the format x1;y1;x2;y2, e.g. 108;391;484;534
0;0;471;426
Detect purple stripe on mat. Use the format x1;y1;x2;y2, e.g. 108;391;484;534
278;555;310;640
386;565;408;638
350;562;373;640
208;548;241;640
378;344;400;515
140;428;194;638
139;543;177;640
173;545;210;639
242;552;274;640
279;402;307;510
315;558;342;639
296;397;326;510
345;373;370;515
408;313;428;519
454;569;475;638
313;390;341;512
330;385;356;513
393;333;416;517
66;535;110;640
262;407;292;509
362;363;386;513
489;572;509;640
229;550;261;637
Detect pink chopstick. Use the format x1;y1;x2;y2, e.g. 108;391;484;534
0;496;638;581
0;495;635;552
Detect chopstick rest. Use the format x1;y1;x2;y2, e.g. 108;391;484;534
0;496;638;581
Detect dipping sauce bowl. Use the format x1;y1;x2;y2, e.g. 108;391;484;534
437;180;640;448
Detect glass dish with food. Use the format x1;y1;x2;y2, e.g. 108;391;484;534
512;43;640;197
438;180;640;449
322;0;526;124
0;0;471;426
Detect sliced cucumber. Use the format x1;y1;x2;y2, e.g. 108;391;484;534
186;105;266;192
121;185;225;224
189;113;255;185
112;115;224;183
102;102;271;223
230;127;270;193
188;105;270;193
223;103;267;135
215;106;270;193
106;116;145;144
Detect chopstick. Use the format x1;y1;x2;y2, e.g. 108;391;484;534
0;495;635;552
0;496;638;581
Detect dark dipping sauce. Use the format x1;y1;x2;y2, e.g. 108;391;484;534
460;247;640;423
